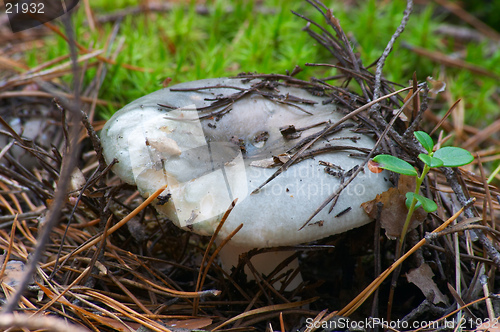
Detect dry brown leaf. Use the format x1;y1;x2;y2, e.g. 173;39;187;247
361;175;426;239
397;174;416;193
406;263;448;305
69;167;86;197
250;158;276;168
427;76;447;96
400;87;420;124
273;153;291;164
250;153;291;168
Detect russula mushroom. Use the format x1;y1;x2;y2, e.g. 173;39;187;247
100;77;390;288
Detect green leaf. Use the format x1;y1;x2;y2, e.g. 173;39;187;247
418;154;443;168
372;155;418;176
433;147;474;167
405;193;421;209
406;192;438;213
414;131;434;153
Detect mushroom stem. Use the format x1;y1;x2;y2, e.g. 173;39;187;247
217;241;302;291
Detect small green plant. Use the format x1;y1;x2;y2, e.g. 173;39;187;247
372;131;474;251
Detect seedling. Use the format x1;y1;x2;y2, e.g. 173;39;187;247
372;131;474;252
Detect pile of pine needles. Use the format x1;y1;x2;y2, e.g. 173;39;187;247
1;1;500;331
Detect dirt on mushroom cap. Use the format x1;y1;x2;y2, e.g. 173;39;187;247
100;77;391;248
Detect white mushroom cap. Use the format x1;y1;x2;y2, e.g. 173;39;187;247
101;77;390;249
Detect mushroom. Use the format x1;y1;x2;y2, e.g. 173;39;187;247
100;77;390;289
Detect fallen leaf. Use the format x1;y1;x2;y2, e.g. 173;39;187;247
400;88;420;124
427;76;446;96
250;154;291;168
398;174;416;193
69;167;86;197
361;176;426;239
250;158;276;168
273;153;291;164
406;263;448;305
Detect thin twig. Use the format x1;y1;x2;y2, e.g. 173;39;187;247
297;86;418;229
1;14;83;315
252;86;413;196
370;0;413;109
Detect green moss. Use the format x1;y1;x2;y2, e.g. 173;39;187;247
22;0;500;128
